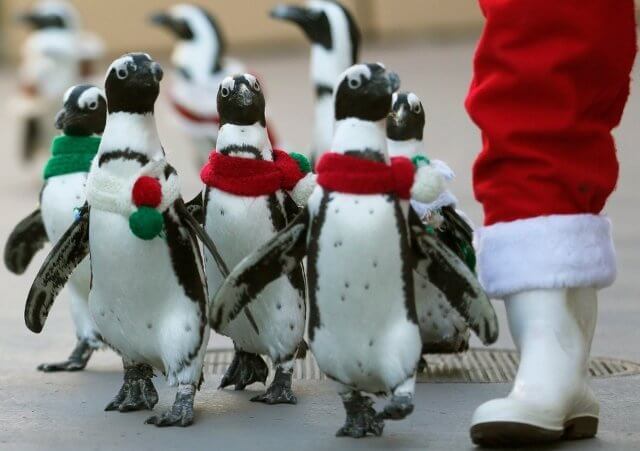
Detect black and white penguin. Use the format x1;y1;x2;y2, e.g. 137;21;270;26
201;74;315;403
14;0;103;162
271;0;360;163
150;4;247;165
210;63;499;438
23;53;223;427
388;91;477;354
5;84;107;371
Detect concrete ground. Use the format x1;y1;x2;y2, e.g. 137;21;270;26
0;37;639;450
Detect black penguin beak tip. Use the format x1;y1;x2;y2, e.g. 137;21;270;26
270;5;310;24
150;12;171;27
151;63;164;82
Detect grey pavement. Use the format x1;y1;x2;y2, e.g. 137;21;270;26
0;38;638;450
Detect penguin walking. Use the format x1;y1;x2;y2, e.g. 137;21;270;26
210;63;499;438
14;0;103;163
5;84;107;371
24;54;224;427
200;74;315;403
387;92;476;354
151;4;278;166
271;0;360;164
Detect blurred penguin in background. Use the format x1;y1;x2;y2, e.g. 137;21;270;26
13;0;103;163
271;0;360;164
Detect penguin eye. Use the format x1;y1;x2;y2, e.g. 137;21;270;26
116;67;128;79
253;80;261;92
88;101;98;110
348;77;361;89
412;103;422;114
220;87;230;97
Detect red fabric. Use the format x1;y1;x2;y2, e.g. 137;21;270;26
316;153;414;199
200;149;304;196
467;0;637;226
132;176;162;208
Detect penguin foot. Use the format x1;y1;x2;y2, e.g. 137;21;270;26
105;364;158;412
146;384;195;427
37;339;96;372
250;366;297;405
336;392;384;438
219;350;268;391
378;394;414;420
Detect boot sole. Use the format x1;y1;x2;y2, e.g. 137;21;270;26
470;416;598;448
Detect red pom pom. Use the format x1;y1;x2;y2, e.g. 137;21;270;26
132;176;162;208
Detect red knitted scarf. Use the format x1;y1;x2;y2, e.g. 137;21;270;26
200;149;304;196
316;153;414;199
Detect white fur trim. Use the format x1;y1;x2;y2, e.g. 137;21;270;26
410;164;445;204
475;214;617;299
290;172;317;206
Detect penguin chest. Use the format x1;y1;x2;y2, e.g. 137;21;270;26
204;188;305;359
307;188;421;392
88;210;202;370
40;173;90;288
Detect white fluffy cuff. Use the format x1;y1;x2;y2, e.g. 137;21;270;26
475;214;617;299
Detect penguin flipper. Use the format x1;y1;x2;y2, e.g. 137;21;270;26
438;206;476;272
185;193;204;224
408;208;498;345
210;208;310;332
25;205;90;333
4;208;49;274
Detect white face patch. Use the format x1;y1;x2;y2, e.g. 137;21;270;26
63;85;74;104
340;64;371;90
392;92;399;106
407;93;422;113
220;76;235;96
106;55;134;83
78;87;104;110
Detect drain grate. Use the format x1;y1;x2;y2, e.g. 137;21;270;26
204;348;640;383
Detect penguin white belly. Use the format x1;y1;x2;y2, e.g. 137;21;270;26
205;188;304;360
89;209;205;382
41;173;95;340
308;189;421;393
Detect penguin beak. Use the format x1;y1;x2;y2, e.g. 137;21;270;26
150;12;194;40
270;5;324;42
54;109;66;131
16;12;45;29
389;104;408;128
150;62;164;83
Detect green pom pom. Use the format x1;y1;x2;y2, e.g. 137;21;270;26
290;152;312;174
129;207;164;240
412;155;431;168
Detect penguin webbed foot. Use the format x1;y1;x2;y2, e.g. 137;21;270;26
251;365;297;405
377;394;414;420
219;350;268;391
145;384;195;427
336;391;385;438
105;364;158;412
37;339;95;372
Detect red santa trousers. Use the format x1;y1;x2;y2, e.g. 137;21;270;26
466;0;637;298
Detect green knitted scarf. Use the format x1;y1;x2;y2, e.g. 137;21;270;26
43;135;100;180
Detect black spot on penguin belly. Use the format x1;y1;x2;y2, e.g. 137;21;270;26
307;191;331;341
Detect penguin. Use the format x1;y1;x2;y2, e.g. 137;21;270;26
150;4;248;165
271;0;361;164
14;0;103;163
200;74;315;403
5;84;107;371
210;63;499;438
23;53;225;427
388;91;477;354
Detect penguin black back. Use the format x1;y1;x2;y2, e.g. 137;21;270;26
334;63;400;122
217;74;266;127
18;1;77;31
55;84;107;136
387;92;425;141
104;53;164;115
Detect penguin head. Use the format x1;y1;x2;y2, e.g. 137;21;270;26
217;74;266;128
104;53;164;115
54;84;106;136
271;0;360;65
150;4;226;73
17;0;79;31
387;92;425;141
334;63;400;122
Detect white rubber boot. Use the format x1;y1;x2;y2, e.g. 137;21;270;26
470;288;599;447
